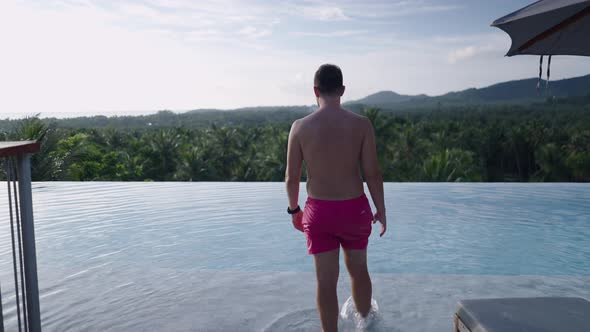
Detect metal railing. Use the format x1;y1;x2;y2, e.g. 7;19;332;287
1;141;41;332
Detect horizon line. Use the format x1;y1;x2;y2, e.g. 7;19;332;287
3;72;589;120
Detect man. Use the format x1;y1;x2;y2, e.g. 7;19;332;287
285;64;387;332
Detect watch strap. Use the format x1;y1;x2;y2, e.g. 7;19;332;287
287;205;301;214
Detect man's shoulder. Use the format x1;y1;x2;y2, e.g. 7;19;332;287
292;112;315;127
343;108;368;120
293;108;370;127
289;116;309;136
341;108;371;128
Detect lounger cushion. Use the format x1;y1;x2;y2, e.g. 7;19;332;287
456;297;590;332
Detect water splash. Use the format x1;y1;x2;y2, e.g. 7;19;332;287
340;296;379;331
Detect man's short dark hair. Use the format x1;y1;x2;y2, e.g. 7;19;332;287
314;64;343;96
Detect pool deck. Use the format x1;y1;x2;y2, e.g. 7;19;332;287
30;267;590;331
158;271;590;331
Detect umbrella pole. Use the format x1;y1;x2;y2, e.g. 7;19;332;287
537;55;543;94
546;55;552;91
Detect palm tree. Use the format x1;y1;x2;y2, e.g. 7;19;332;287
565;151;590;181
207;124;243;180
11;116;59;180
256;127;288;181
422;149;457;182
534;143;569;181
174;143;216;181
143;129;181;180
422;149;479;182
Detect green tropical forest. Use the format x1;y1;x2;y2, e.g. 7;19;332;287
1;93;589;182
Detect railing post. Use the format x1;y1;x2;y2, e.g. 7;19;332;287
0;281;4;332
17;154;41;332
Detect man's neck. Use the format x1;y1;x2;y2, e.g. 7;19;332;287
317;96;341;111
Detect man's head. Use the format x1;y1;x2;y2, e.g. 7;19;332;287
313;64;345;99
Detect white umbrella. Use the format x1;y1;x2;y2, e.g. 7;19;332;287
492;0;590;57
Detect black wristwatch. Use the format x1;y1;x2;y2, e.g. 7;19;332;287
287;205;301;214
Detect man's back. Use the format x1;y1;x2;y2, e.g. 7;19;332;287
285;64;386;332
295;107;369;200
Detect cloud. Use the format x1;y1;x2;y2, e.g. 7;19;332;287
28;0;459;50
448;46;480;63
329;0;460;19
446;34;510;64
291;0;458;22
280;72;314;98
290;30;367;37
301;5;349;21
185;29;224;42
43;0;278;48
0;0;272;114
238;26;272;39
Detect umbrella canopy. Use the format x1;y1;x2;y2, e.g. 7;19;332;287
492;0;590;57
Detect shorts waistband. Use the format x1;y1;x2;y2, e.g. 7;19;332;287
305;193;368;205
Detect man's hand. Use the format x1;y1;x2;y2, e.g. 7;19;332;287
373;211;387;237
292;210;304;232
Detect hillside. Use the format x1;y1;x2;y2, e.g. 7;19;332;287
353;91;428;105
347;74;590;109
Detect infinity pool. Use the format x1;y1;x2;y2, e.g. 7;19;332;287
1;183;589;331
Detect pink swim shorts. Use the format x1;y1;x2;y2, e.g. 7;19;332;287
302;193;373;255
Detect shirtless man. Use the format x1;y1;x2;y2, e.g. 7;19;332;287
285;64;386;332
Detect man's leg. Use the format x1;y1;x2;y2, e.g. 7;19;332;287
313;249;340;332
343;249;372;317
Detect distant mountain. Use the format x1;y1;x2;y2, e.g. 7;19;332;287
353;91;427;105
440;74;590;103
21;75;590;127
347;74;590;108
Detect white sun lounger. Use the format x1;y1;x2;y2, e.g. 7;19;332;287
454;297;590;332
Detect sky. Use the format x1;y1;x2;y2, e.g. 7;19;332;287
1;0;590;118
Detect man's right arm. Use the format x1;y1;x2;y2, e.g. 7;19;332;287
360;118;386;236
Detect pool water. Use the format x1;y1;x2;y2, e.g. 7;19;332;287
1;183;589;331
